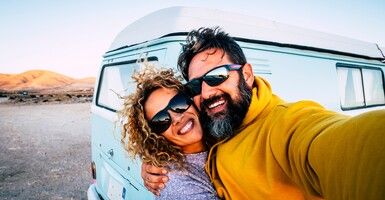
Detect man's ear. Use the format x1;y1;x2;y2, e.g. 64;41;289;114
242;63;254;88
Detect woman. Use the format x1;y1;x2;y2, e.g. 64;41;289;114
120;66;218;200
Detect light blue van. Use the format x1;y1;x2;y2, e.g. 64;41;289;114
87;6;385;200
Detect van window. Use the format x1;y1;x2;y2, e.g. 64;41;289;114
96;57;158;112
362;69;385;105
336;64;385;110
242;48;272;81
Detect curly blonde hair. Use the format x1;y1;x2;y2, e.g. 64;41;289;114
120;65;187;169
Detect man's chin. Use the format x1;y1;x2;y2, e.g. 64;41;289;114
207;115;233;140
209;111;228;119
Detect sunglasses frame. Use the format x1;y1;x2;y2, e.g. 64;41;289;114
185;64;243;96
147;92;193;134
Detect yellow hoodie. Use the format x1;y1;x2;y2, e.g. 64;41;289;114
206;77;385;200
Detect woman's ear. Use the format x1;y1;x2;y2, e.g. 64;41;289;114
242;63;254;88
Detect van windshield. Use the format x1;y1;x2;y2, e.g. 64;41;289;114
97;60;158;112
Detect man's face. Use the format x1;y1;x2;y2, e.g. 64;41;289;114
187;48;252;140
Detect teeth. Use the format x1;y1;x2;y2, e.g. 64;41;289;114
208;100;225;109
180;120;193;134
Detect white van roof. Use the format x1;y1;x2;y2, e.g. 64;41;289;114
109;6;384;60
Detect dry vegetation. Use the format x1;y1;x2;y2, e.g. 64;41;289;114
1;89;94;105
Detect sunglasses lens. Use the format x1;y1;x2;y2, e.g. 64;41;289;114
203;75;228;86
149;110;171;134
185;64;240;96
148;93;192;134
170;93;192;113
185;79;202;96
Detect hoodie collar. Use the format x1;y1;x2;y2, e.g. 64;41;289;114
237;77;282;131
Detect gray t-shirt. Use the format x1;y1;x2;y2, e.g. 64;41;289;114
156;151;219;200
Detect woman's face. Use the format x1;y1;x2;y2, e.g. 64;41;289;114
144;87;204;154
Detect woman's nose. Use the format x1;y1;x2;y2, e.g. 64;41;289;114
169;111;184;125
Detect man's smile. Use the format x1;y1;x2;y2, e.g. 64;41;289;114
204;96;228;116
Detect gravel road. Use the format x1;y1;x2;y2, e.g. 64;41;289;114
0;102;92;200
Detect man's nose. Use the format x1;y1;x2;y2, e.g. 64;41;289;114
200;81;218;100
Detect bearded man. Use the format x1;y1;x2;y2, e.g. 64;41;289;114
141;27;385;200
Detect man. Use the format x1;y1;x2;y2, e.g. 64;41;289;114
142;27;385;199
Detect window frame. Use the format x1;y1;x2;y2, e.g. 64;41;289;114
96;57;159;112
336;63;385;110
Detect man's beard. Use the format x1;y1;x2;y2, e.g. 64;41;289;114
200;77;252;142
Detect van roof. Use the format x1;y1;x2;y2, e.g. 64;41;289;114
109;6;384;60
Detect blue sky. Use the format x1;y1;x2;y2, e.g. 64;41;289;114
1;0;384;78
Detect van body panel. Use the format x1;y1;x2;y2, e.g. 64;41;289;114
238;42;385;113
109;7;384;60
91;112;153;199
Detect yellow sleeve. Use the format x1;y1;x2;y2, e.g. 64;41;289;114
270;101;385;199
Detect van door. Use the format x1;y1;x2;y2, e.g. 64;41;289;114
91;56;161;200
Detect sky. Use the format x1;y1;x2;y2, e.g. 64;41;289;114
0;0;384;78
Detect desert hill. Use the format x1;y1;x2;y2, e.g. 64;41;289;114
0;70;95;92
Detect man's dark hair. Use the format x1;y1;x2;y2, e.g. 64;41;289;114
177;27;247;80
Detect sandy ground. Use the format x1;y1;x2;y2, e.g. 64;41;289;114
0;101;92;199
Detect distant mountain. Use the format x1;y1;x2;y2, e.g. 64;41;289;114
0;70;95;92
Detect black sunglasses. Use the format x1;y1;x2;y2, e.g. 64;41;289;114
147;92;193;134
185;64;243;97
